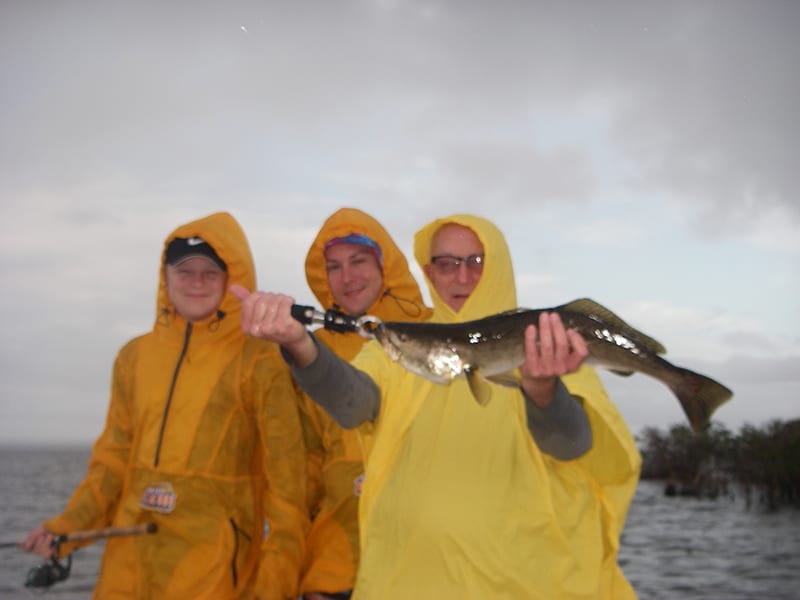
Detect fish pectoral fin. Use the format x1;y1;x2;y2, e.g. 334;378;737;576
465;368;493;406
485;371;522;389
609;369;635;377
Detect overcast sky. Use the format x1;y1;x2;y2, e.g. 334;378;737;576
1;1;798;445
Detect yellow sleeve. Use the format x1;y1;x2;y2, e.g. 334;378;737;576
43;342;136;557
248;354;309;600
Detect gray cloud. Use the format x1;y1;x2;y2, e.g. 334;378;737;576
5;1;798;228
1;1;797;443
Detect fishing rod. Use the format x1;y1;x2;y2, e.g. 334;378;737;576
3;523;157;589
291;304;379;338
1;523;157;549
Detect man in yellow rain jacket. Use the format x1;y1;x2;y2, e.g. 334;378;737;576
233;214;641;599
299;208;430;599
24;212;308;599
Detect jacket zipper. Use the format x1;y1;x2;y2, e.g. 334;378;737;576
153;322;192;467
229;518;245;588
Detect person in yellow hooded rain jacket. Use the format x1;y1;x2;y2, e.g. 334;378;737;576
299;208;430;600
24;212;308;600
231;214;641;599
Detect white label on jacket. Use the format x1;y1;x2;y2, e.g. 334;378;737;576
140;482;177;514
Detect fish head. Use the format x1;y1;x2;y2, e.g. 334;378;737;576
373;321;463;384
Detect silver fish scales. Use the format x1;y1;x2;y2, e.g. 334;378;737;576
368;298;733;433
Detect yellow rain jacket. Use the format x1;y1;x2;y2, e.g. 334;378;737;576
43;212;308;599
349;214;641;599
299;208;430;595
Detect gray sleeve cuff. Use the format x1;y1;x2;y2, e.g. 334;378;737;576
525;378;592;460
282;336;380;428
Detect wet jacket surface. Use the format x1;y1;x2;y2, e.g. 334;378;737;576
299;208;430;595
43;212;308;599
348;214;641;599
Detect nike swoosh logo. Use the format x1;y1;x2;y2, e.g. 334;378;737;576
187;237;204;246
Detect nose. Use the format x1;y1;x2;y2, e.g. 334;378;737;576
340;264;356;283
455;261;474;283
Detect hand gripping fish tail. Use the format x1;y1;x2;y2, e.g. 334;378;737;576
371;298;733;433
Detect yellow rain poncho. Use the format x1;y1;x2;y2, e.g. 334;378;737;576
349;214;641;599
299;208;430;595
43;212;308;599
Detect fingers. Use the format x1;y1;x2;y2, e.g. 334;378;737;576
228;283;251;302
229;284;256;331
23;527;55;559
565;328;589;369
522;312;587;377
248;294;291;337
231;287;305;345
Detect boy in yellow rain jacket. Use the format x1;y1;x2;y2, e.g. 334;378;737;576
24;212;308;600
234;214;641;599
299;208;430;599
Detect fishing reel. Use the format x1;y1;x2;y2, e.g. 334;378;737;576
6;523;156;591
25;553;71;588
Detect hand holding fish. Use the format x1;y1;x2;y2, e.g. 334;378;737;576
230;285;319;366
520;312;589;408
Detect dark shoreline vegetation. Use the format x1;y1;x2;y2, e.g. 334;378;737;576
4;418;799;511
638;418;800;510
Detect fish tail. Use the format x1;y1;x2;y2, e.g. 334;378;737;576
670;367;734;432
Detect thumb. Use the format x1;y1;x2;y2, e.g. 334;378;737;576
229;284;251;302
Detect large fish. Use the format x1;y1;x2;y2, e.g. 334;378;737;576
368;298;733;433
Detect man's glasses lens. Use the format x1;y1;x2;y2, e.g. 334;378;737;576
431;254;484;275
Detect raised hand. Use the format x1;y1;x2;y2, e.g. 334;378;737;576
520;312;588;407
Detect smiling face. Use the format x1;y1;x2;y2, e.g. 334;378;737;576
423;223;484;313
165;256;228;322
324;242;384;316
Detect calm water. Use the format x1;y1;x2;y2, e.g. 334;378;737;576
1;445;798;598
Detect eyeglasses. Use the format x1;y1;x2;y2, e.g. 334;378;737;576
429;254;485;275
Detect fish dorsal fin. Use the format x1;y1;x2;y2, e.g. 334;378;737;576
490;308;531;318
465;368;493;406
559;298;668;355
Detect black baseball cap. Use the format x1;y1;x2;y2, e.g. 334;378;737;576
165;237;227;271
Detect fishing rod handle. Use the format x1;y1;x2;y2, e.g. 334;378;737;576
57;523;157;544
290;304;361;334
290;304;319;326
1;523;158;552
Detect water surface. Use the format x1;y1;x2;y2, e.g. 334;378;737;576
1;445;798;598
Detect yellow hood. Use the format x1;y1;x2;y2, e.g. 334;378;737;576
307;208;427;316
156;211;256;324
306;207;430;359
414;213;517;322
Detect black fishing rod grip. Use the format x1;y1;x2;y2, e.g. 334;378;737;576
291;304;317;325
322;310;360;334
290;304;360;334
